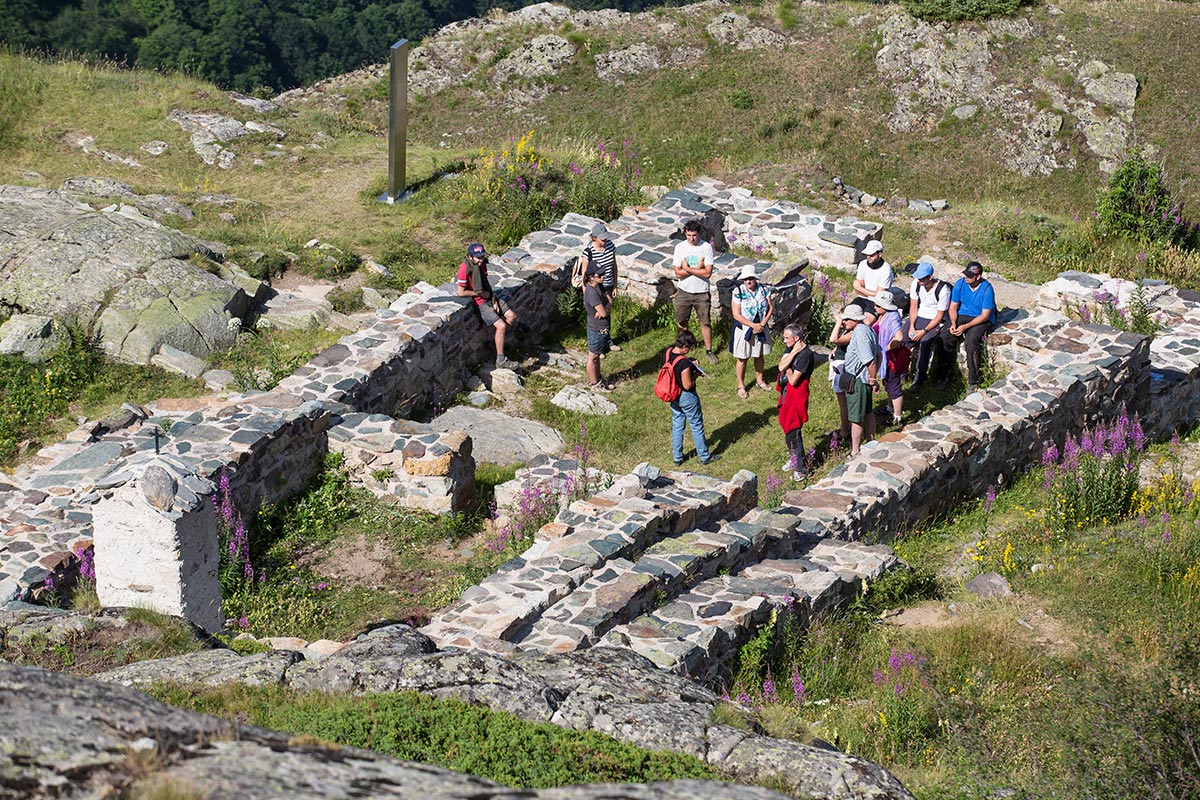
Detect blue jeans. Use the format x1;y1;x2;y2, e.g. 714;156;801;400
671;390;710;462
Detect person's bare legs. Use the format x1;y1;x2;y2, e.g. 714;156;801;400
891;395;903;422
850;421;864;456
735;358;748;393
865;411;876;442
587;352;601;385
837;393;850;437
753;355;766;386
493;319;507;358
700;324;713;352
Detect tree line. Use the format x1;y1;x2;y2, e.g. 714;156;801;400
0;0;685;93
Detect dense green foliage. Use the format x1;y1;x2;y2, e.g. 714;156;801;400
899;0;1031;23
0;0;693;92
0;319;199;466
1096;150;1199;249
149;683;719;787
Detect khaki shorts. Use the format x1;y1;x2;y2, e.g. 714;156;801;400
478;295;513;326
674;290;711;326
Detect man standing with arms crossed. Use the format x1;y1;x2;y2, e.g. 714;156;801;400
673;219;719;364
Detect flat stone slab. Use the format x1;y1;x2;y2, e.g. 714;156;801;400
430;406;565;465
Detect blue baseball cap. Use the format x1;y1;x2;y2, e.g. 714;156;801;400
914;262;934;280
467;242;487;259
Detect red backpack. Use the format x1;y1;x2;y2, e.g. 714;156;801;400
654;350;686;402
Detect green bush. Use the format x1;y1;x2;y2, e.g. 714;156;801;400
900;0;1029;22
232;249;290;283
1096;150;1197;248
294;243;360;280
326;286;366;315
149;684;717;787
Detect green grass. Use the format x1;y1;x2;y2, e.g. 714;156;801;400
148;683;719;788
720;447;1200;799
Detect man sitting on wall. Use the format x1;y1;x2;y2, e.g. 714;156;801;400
457;242;518;368
942;261;997;393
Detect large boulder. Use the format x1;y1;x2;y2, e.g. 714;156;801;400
0;185;257;365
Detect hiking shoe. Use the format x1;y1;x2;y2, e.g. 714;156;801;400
674;459;684;466
705;350;719;364
589;381;611;393
496;355;512;368
967;383;980;393
700;453;722;465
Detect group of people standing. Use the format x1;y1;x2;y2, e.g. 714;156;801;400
456;224;997;478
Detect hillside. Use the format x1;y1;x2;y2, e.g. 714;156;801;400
1;0;1198;288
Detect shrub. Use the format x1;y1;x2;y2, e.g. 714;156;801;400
294;243;360;280
1096;150;1197;248
453;131;643;248
326;286;365;315
807;270;836;344
233;249;290;283
900;0;1030;22
1042;411;1145;536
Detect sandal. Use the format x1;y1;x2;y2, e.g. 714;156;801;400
737;386;749;399
756;380;771;391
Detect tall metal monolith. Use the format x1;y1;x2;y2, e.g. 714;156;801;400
378;39;411;204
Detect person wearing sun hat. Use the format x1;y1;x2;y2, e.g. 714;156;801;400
873;292;908;426
852;239;893;320
583;223;621;350
729;264;774;399
839;304;881;456
907;261;952;389
943;260;997;393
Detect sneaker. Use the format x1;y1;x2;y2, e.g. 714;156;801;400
700;453;722;465
496;355;512;368
705;350;719;364
589;381;611;393
674;459;684;466
967;383;980;393
608;343;622;352
792;471;807;482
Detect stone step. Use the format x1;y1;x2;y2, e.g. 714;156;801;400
515;519;773;653
602;540;900;685
421;470;756;651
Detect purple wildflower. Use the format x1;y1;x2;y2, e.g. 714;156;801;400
763;674;778;704
985;485;997;512
791;664;805;701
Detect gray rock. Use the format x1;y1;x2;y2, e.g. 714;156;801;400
551;385;618;415
632;462;662;482
1078;61;1138;109
168;109;249;143
466;391;491;407
96;648;302;688
60;176;136;197
965;571;1012;598
0;313;57;362
0;185;247;365
203;369;237;391
596;43;662;84
228;91;280;113
150;344;209;378
952;105;978;120
429;406;565;465
140;465;178;511
141;140;169;155
493;34;574;83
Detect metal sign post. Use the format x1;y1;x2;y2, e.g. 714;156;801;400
378;39;411;205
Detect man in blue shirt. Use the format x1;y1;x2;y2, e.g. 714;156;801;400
942;261;997;393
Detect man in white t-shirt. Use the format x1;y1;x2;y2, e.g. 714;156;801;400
852;239;894;321
673;218;719;363
906;262;951;389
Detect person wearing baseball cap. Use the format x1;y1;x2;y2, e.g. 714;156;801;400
852;239;893;320
583;223;621;351
872;292;908;426
583;262;615;392
944;260;997;393
839;304;881;456
456;242;519;368
907;261;951;389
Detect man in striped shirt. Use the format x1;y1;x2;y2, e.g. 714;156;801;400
584;223;621;351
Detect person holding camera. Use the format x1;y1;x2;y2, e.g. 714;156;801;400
729;265;774;399
456;242;518;368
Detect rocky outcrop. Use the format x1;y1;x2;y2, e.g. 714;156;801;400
4;660;803;800
93;625;915;800
0;184;260;365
